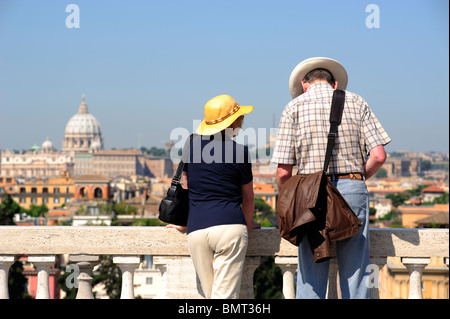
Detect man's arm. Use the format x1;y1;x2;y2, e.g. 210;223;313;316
276;164;294;191
365;145;387;179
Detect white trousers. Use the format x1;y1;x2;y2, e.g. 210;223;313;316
187;224;248;299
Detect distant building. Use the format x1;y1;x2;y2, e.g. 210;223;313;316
74;149;153;178
0;96;102;179
144;156;174;179
73;174;111;201
421;185;445;203
397;204;449;228
383;156;421;178
254;182;277;211
0;96;171;180
0;172;74;210
0;137;74;178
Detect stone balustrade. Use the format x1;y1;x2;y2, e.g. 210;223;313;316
0;226;448;299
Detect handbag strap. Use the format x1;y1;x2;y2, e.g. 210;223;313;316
323;90;345;172
173;134;194;182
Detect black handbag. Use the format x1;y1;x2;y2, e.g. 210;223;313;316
158;134;193;226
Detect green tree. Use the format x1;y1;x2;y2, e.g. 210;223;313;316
375;167;387;178
385;184;431;207
8;261;31;299
433;192;449;204
93;255;122;299
0;195;21;225
57;263;78;299
112;201;138;215
25;203;48;218
385;193;409;207
140;146;167;157
253;256;282;299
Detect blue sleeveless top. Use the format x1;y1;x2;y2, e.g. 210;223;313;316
183;134;253;234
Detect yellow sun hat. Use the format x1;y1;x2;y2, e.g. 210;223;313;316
196;94;253;135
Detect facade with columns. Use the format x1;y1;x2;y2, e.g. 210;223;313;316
0;137;74;178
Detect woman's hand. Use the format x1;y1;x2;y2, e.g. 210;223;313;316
248;221;261;230
166;224;187;232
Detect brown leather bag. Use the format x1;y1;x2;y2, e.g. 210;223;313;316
276;90;362;263
277;171;361;262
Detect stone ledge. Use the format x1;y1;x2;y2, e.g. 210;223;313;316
0;226;448;258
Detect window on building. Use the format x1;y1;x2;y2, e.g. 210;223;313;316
94;188;103;199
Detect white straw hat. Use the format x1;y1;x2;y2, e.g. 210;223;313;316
289;57;348;99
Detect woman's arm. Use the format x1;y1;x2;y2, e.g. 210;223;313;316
242;181;258;230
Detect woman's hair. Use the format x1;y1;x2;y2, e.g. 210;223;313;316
228;115;244;130
303;68;335;86
222;115;244;136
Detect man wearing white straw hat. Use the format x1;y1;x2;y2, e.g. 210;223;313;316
272;57;391;299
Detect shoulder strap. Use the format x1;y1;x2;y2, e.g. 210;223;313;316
173;134;194;182
323;90;345;172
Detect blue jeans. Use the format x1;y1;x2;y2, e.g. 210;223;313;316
296;177;370;299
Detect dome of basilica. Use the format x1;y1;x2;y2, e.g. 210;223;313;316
41;137;54;152
62;96;103;153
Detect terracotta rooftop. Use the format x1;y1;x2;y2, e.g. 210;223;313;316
415;212;449;226
422;185;444;193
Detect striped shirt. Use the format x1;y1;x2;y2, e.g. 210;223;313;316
271;82;391;175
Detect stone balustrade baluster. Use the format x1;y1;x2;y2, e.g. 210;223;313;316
401;257;430;299
0;227;448;300
69;254;100;299
154;259;167;298
239;257;260;299
326;258;339;299
369;257;387;299
113;255;141;299
0;255;16;299
274;257;297;299
28;255;56;299
154;256;203;298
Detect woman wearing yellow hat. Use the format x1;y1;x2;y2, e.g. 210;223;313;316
177;94;258;299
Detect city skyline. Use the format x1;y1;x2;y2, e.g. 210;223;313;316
0;0;449;153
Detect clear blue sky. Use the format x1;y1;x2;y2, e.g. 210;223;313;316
0;0;448;153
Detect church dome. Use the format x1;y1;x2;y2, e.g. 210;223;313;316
62;96;103;153
41;137;54;152
64;97;102;135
